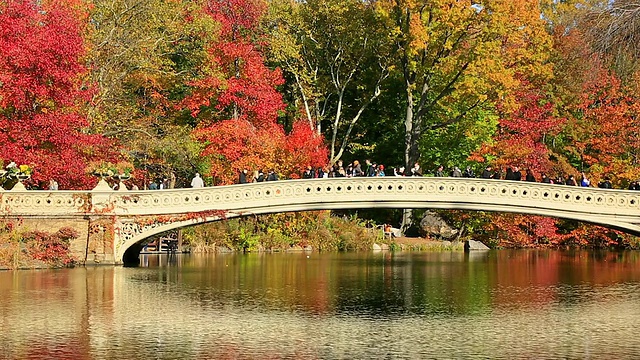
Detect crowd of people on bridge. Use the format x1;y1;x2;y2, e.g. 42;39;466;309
231;160;624;191
14;158;630;191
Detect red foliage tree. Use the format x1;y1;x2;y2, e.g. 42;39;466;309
186;0;328;183
472;85;566;176
0;0;113;189
182;0;284;126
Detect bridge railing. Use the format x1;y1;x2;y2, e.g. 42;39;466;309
1;178;639;219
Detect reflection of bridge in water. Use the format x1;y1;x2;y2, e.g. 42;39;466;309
3;177;640;264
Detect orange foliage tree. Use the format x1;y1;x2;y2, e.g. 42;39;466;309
194;119;328;184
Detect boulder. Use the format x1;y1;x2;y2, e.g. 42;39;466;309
372;243;382;251
419;211;458;239
464;240;490;251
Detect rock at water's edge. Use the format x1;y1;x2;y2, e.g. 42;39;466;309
419;211;458;239
464;240;490;251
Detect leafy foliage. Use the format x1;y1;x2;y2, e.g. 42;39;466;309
0;0;113;189
194;119;328;184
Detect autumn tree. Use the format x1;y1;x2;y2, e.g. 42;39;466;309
185;0;329;183
0;0;112;189
85;0;216;184
266;0;391;163
374;0;553;229
182;0;285;126
194;119;327;184
471;85;566;175
378;0;552;170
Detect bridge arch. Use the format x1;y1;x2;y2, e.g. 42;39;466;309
113;178;640;263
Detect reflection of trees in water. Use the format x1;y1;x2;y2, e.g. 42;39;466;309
140;251;640;316
3;253;640;357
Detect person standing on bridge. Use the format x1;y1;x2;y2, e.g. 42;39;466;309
463;166;475;178
302;166;315;179
266;169;278;181
48;179;58;190
191;173;204;188
598;176;612;189
580;172;590;187
525;169;536;182
239;169;249;184
481;165;493;179
433;165;443;177
512;166;522;181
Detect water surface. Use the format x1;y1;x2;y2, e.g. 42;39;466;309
2;250;640;359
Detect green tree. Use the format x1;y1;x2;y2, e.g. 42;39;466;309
266;0;391;163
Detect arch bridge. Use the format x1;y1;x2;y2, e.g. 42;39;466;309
2;177;640;264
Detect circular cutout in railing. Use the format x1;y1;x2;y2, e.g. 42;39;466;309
347;186;352;191
306;187;311;193
316;187;321;192
512;189;517;195
326;187;332;191
439;186;444;191
586;196;592;202
398;185;403;190
337;186;342;191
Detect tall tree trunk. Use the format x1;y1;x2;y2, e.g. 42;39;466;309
401;88;415;233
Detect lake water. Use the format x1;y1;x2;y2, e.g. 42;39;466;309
2;250;640;359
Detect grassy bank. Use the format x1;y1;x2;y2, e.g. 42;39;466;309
182;211;390;252
181;211;466;253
